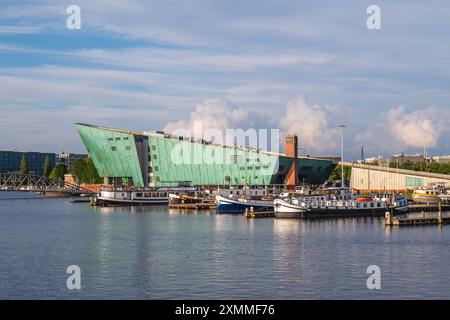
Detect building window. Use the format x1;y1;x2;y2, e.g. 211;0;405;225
108;138;113;141
155;176;160;182
111;146;117;151
406;176;424;187
125;146;131;151
152;145;157;150
123;137;129;140
115;137;121;140
154;166;159;171
153;155;157;160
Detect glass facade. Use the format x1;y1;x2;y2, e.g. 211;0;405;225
0;151;56;176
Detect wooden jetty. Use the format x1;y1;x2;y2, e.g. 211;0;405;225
168;197;216;210
408;204;450;212
385;203;450;226
168;202;216;210
244;208;275;218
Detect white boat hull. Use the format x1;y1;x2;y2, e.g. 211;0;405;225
274;198;307;218
98;190;169;206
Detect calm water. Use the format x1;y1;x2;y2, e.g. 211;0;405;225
1;193;450;299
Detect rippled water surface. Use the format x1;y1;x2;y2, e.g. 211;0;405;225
1;194;450;299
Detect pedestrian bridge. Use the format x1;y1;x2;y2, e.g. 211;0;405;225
0;173;96;195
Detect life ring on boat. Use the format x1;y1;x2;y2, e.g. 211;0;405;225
355;197;373;202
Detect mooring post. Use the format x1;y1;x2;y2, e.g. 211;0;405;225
385;210;392;225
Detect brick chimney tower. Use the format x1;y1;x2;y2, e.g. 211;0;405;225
284;134;298;187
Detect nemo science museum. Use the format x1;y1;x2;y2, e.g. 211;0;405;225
75;123;336;188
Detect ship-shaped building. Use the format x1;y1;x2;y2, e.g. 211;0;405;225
75;123;336;188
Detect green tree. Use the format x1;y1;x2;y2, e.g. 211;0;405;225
19;154;29;175
42;156;53;177
70;159;87;184
328;165;351;181
49;164;67;181
85;158;102;184
70;158;101;184
401;160;415;171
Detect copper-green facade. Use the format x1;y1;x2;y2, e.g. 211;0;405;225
75;123;335;188
76;124;146;187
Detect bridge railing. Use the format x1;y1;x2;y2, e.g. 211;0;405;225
0;173;96;194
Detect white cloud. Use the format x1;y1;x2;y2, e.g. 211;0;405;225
356;105;450;153
279;97;342;154
164;98;251;138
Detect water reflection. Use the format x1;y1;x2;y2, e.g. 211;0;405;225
2;199;450;299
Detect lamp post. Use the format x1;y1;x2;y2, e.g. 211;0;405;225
338;124;347;188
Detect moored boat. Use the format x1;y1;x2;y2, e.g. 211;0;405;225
393;197;409;213
274;187;408;218
97;189;169;206
273;197;308;218
412;188;441;204
274;187;353;218
215;195;274;214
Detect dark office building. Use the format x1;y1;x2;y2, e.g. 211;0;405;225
0;151;56;176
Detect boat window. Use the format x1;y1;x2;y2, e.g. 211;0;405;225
370;203;374;208
136;193;143;197
377;203;381;207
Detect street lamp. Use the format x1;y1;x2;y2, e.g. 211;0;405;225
338;124;347;188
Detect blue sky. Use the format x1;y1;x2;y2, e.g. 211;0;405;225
1;0;450;159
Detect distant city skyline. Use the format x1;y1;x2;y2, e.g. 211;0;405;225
1;0;450;159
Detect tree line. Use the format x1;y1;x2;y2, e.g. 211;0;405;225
18;155;102;184
389;160;450;175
